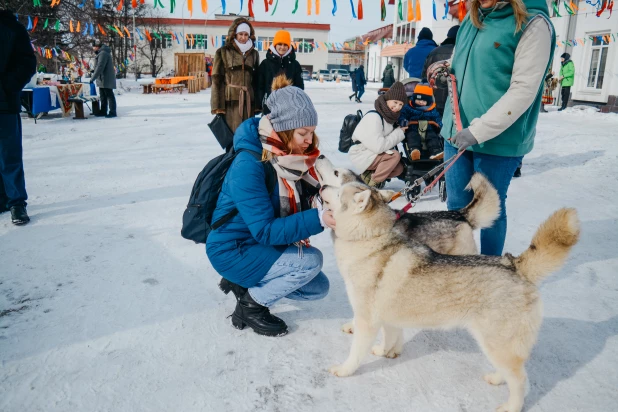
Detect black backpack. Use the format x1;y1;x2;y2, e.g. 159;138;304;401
181;149;276;244
338;110;384;153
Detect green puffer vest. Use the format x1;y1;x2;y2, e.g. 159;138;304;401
441;0;556;157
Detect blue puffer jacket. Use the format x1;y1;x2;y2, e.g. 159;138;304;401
206;118;324;288
404;39;438;79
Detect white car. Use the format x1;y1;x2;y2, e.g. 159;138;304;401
318;69;332;81
331;69;351;81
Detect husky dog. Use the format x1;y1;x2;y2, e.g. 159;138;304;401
315;155;500;256
321;180;579;412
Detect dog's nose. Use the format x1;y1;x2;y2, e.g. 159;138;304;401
318;154;325;160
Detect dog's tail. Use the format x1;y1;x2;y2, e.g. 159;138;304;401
461;173;500;230
514;208;580;285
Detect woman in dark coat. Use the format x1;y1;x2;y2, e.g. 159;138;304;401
382;64;395;88
211;18;260;133
256;30;304;115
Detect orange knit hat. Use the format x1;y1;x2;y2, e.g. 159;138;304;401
411;83;436;111
273;30;292;47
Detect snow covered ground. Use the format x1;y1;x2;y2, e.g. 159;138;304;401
1;82;617;412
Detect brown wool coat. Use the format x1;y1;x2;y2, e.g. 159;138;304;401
211;17;260;133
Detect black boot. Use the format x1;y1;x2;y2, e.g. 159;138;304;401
10;205;30;225
513;166;522;178
219;278;247;301
231;291;288;337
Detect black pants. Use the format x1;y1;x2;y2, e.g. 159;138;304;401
560;86;571;110
99;88;117;115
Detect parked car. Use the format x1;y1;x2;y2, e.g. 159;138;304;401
312;71;319;80
318;69;332;81
331;69;351;81
302;70;311;81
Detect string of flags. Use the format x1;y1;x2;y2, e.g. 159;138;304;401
556;33;618;47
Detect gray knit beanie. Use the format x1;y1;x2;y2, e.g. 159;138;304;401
266;86;318;132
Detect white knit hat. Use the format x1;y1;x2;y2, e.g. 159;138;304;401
236;23;250;34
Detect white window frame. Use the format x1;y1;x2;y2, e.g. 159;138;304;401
257;36;274;52
186;34;207;50
293;38;315;54
585;34;609;90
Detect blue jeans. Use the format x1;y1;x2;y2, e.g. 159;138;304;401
444;142;523;256
357;85;365;100
249;245;330;307
0;114;27;208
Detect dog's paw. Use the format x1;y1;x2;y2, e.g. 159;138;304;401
341;322;354;334
484;372;505;386
372;345;399;358
329;364;355;377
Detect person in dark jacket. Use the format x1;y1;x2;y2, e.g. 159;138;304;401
256;30;304;115
355;65;367;103
421;25;459;116
404;27;438;78
382;63;395;88
90;41;117;118
207;76;335;337
348;68;358;101
0;9;37;225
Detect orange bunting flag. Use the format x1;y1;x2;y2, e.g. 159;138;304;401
32;16;38;31
70;20;74;33
125;27;132;38
407;0;414;21
308;0;312;15
51;0;61;7
415;0;421;21
145;29;152;41
358;0;363;19
114;25;124;37
132;0;138;7
201;0;208;13
316;0;320;14
187;0;193;15
98;24;106;35
458;0;467;21
76;21;80;32
570;0;578;10
117;0;124;11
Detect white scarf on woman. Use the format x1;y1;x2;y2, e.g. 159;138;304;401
235;39;254;55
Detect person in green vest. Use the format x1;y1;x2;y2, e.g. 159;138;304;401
558;52;575;111
429;0;556;262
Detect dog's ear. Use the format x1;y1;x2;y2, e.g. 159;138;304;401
377;189;397;203
352;190;372;214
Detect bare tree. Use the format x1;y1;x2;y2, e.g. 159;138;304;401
136;11;172;77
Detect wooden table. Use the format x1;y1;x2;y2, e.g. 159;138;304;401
155;76;195;85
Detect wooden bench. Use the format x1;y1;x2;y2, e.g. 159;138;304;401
68;96;100;119
152;84;185;94
142;84;154;94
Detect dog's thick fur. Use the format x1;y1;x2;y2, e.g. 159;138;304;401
315;155;500;256
321;182;579;412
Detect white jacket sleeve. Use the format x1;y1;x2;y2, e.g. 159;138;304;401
353;113;405;154
468;17;553;144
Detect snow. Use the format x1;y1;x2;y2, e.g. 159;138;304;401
1;82;618;412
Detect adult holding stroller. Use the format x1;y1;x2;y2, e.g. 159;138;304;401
422;25;459;117
211;18;260;133
433;0;555;257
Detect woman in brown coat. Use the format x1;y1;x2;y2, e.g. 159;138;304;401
211;18;260;133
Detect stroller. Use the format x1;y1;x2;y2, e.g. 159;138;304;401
390;78;447;202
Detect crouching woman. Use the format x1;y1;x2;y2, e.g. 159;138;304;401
206;77;335;337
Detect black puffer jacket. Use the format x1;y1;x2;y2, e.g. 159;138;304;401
0;10;37;114
256;47;304;114
421;37;456;115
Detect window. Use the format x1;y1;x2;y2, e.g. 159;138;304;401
257;36;273;51
293;38;315;54
186;34;207;50
586;34;609;89
150;35;173;49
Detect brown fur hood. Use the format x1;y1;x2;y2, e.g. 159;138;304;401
225;17;257;52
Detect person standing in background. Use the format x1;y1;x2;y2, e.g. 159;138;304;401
382;63;395;89
348;68;358;101
0;9;37;225
211;18;260;133
90;40;117;118
558;53;574;111
422;25;460;116
404;28;438;78
355;65;367;103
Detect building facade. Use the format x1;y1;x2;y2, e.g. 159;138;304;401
550;7;618;112
138;14;330;75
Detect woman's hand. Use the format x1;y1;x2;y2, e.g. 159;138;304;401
322;210;336;230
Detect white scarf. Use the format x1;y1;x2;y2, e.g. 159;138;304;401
235;39;254;55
